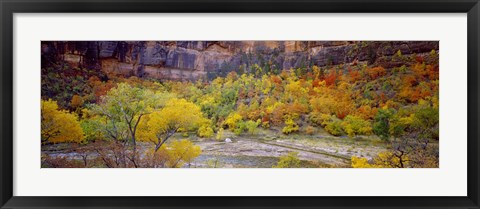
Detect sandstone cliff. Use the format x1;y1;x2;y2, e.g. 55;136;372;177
41;41;439;80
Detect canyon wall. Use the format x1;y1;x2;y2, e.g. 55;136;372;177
41;41;439;80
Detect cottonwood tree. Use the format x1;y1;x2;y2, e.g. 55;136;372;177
137;98;205;152
141;140;201;168
165;140;202;168
90;83;171;166
41;99;84;144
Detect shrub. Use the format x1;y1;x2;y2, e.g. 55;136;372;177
273;152;301;168
224;113;242;130
305;126;316;135
351;156;374;168
324;120;343;136
245;120;260;135
215;128;224;141
262;121;270;128
234;121;247;135
316;114;344;136
309;112;322;126
197;125;214;138
341;115;372;137
282;117;299;135
365;66;386;80
309;112;332;127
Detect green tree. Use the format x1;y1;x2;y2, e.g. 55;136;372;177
373;108;396;140
91;83;165;146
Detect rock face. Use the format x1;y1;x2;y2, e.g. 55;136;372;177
41;41;439;80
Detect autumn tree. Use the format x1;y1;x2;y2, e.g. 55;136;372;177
351;152;406;168
166;140;202;168
70;94;84;110
142;140;202;168
137;98;206;152
41;99;84;144
91;83;165;147
215;128;224;141
89;83;174;167
224;113;243;130
282;116;299;135
197;123;214;138
365;66;386;80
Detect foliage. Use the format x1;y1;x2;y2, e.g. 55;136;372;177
315;114;344;136
282;116;299;135
197;125;214;138
79;115;105;142
351;156;374;168
216;128;224;141
233;121;247;135
351;152;408;168
137;98;206;152
324;120;344;136
197;118;214;138
373;108;396;140
165;140;202;168
305;126;316;135
273;152;301;168
341;115;372;137
141;139;201;168
245;120;260;135
41;99;84;144
90;83;161;147
365;66;386;80
224;113;243;130
70;94;84;110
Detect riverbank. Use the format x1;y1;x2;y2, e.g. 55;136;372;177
41;128;392;168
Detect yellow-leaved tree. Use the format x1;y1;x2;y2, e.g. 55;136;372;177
166;140;202;168
41;99;84;144
351;152;408;168
143;139;202;168
137;98;206;152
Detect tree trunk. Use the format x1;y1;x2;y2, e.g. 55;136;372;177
154;129;178;152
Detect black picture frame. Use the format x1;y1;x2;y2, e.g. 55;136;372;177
1;0;479;208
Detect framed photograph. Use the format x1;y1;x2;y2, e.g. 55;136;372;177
1;0;479;208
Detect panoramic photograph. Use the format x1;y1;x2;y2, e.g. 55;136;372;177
41;41;439;168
